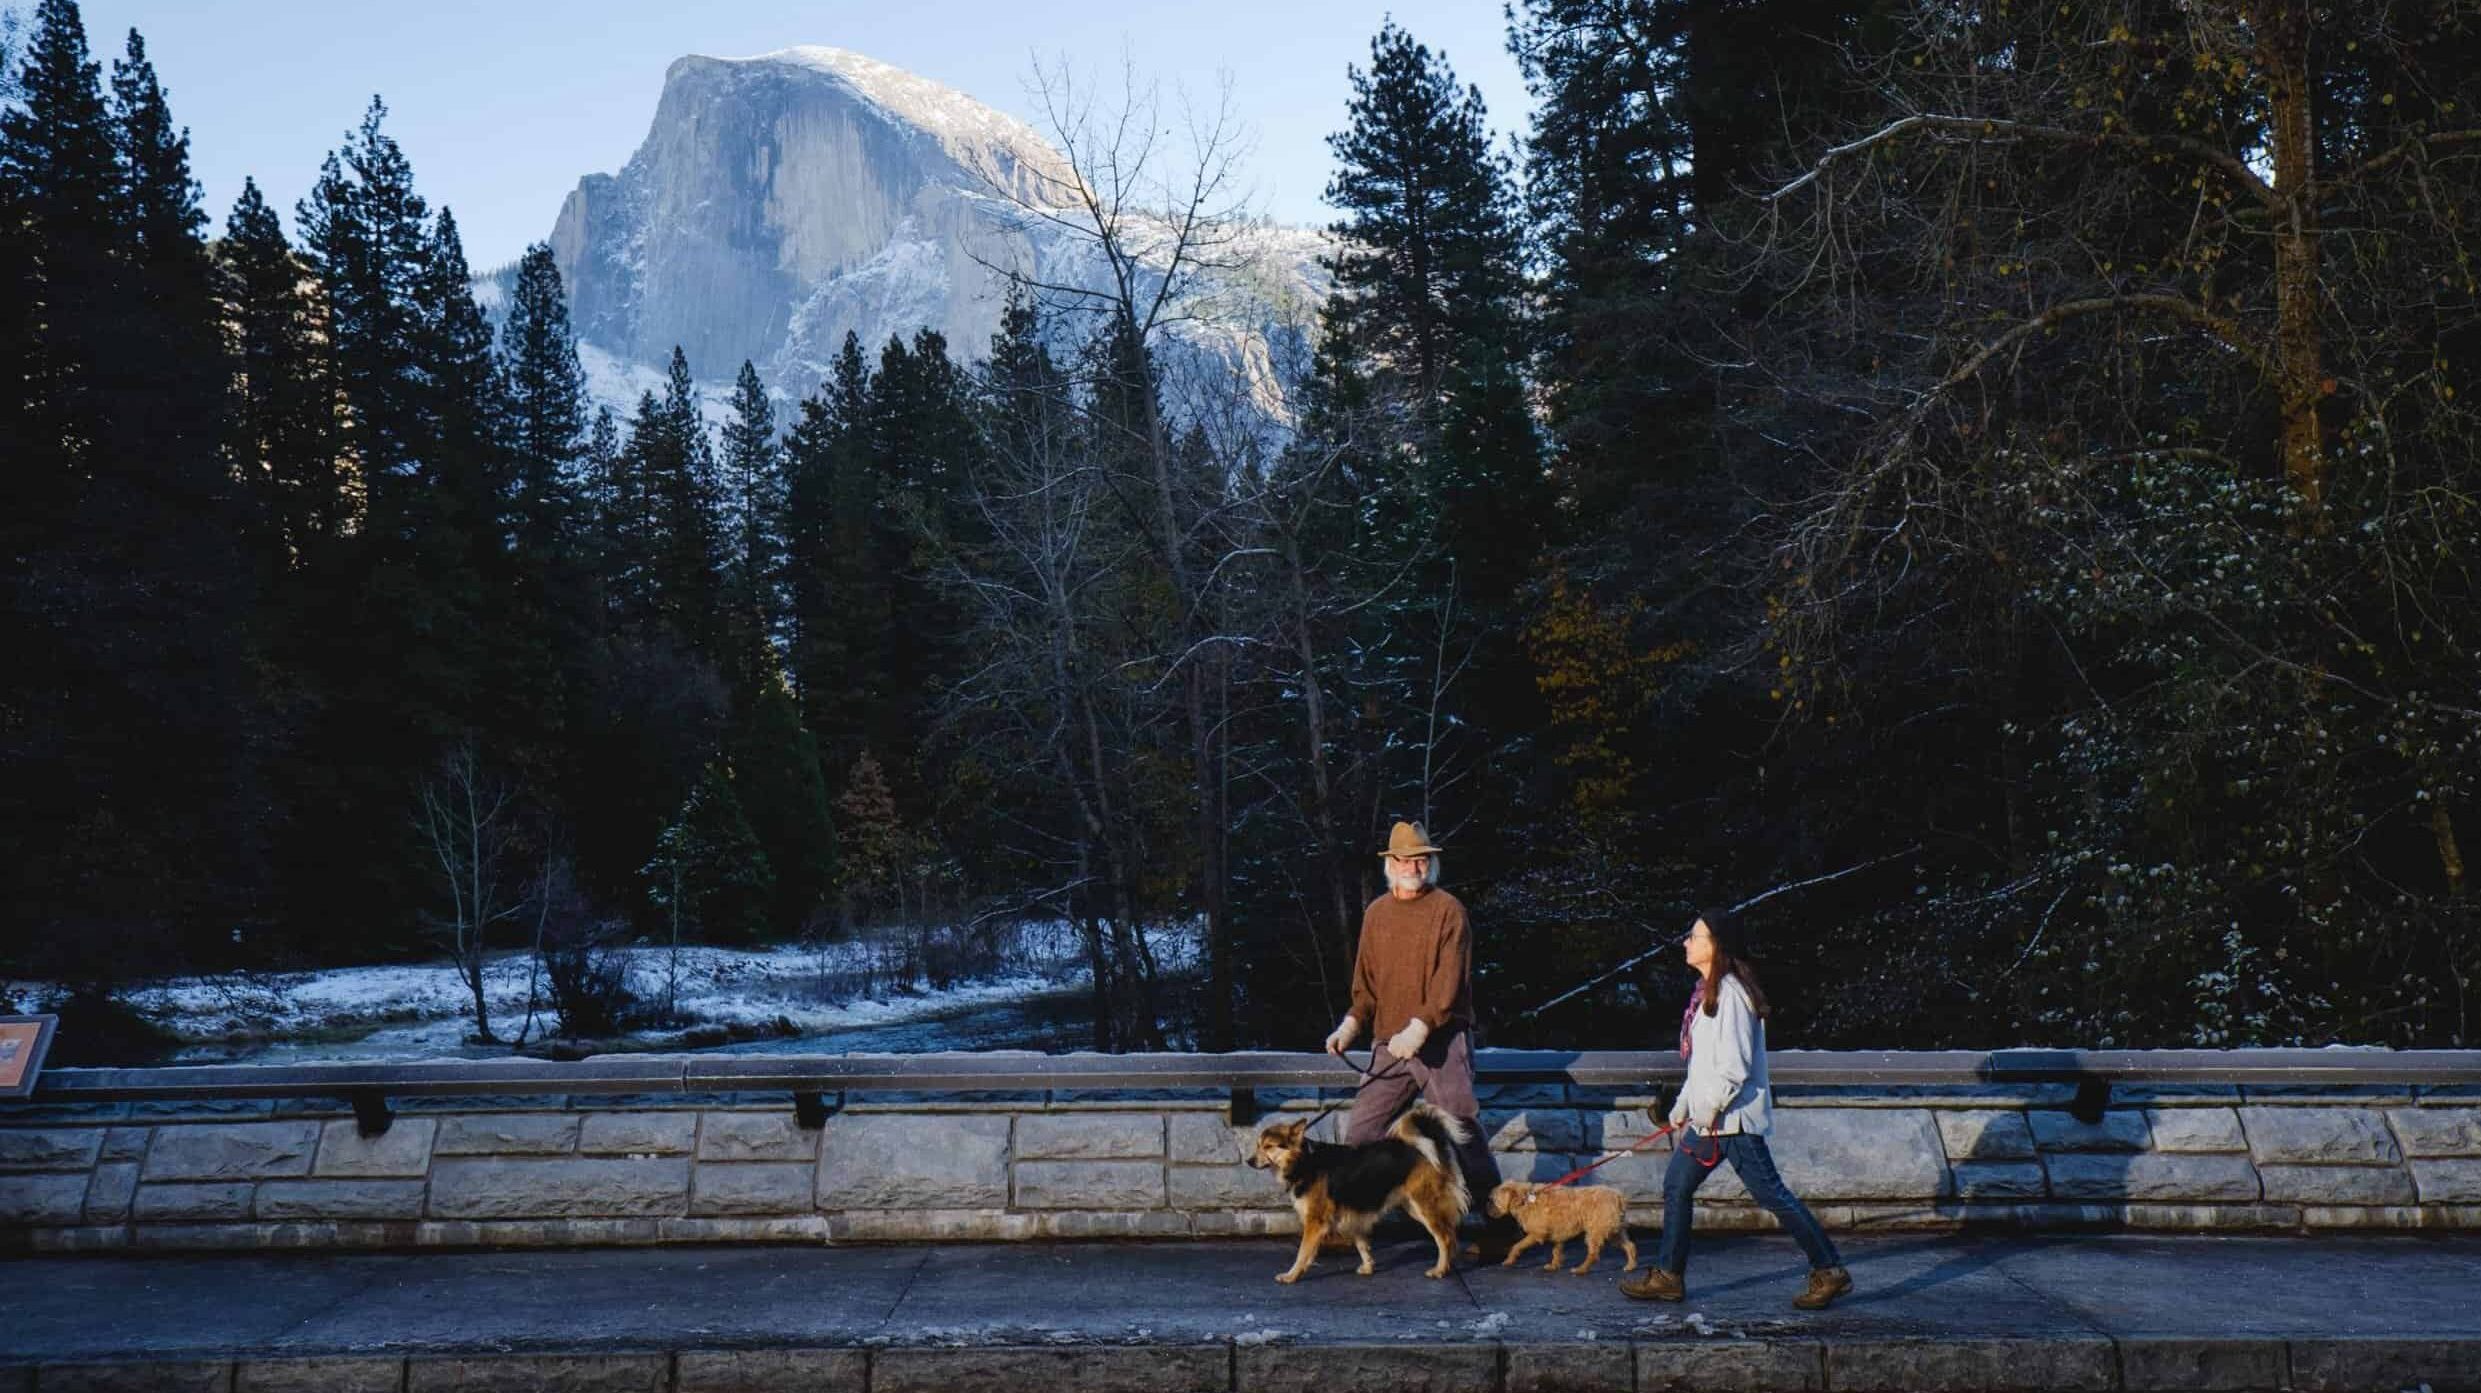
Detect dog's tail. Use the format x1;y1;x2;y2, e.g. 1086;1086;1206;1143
1391;1102;1474;1219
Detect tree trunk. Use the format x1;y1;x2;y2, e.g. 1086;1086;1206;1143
465;951;492;1044
1283;531;1359;977
1079;902;1115;1052
1125;312;1233;1050
2257;0;2324;512
2435;803;2467;898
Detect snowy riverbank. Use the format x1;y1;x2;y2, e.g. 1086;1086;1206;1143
7;919;1200;1064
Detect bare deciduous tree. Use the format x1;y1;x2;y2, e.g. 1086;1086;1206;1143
972;57;1266;1049
415;741;529;1043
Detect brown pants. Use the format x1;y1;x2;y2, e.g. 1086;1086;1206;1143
1343;1025;1502;1203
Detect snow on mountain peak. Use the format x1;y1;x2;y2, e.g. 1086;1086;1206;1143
541;46;1327;421
707;45;1069;194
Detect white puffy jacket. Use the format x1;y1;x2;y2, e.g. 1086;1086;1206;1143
1667;973;1774;1136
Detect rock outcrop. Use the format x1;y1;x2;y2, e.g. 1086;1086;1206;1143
540;47;1324;404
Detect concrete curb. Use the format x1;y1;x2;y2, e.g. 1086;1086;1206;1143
11;1337;2481;1393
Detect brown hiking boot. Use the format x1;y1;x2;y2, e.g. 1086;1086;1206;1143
1793;1265;1852;1310
1619;1267;1685;1302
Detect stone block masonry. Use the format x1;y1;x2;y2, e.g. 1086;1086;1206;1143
6;1074;2481;1250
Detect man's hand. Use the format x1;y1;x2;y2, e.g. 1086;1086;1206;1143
1385;1017;1431;1061
1324;1015;1361;1056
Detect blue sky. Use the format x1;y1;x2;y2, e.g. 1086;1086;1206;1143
66;0;1533;270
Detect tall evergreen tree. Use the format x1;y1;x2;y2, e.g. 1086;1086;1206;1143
650;347;722;653
283;102;501;945
494;241;596;789
598;349;724;658
106;28;221;464
728;679;838;934
297;99;429;499
603;389;669;633
581;404;621;541
222;178;342;569
499;243;585;562
1321;20;1545;609
1;0;121;487
414;208;504;595
1;3;263;973
716;359;785;700
784;332;887;781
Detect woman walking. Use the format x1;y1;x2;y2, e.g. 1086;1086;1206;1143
1619;910;1853;1310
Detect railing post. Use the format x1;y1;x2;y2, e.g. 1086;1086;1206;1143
793;1091;838;1130
350;1088;394;1138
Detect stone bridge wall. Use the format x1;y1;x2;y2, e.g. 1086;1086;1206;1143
4;1082;2478;1252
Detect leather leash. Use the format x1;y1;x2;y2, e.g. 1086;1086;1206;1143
1295;1045;1411;1137
1519;1118;1723;1205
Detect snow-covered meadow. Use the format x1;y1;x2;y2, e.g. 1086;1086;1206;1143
8;919;1200;1065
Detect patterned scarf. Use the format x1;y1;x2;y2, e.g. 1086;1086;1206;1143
1678;978;1707;1059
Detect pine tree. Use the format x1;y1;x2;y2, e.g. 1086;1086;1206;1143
596;349;724;658
651;348;722;654
604;390;670;632
107;28;222;464
833;749;920;927
281;101;502;947
783;332;886;779
1322;20;1544;609
716;360;786;700
499;243;585;563
577;403;621;611
494;241;596;791
297;99;429;500
1;3;263;971
728;679;838;934
645;760;774;949
223;178;343;568
1;0;121;477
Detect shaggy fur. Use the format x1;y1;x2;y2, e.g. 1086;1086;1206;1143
1246;1103;1471;1283
1484;1181;1640;1275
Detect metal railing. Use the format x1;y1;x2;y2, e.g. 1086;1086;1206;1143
14;1048;2480;1136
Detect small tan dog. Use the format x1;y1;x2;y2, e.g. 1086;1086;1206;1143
1484;1181;1640;1275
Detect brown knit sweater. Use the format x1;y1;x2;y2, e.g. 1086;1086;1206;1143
1348;887;1473;1039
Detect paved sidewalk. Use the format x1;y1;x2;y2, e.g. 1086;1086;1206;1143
5;1233;2479;1390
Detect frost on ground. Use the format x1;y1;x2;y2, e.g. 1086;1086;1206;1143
7;918;1199;1064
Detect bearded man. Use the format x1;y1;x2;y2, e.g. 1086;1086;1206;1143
1324;821;1506;1235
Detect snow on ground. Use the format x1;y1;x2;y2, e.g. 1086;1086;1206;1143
8;918;1200;1064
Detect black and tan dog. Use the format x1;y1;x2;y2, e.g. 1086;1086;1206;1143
1246;1103;1472;1283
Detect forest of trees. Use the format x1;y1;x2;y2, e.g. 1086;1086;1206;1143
3;0;2476;1056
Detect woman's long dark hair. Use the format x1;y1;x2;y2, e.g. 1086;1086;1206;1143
1696;908;1771;1020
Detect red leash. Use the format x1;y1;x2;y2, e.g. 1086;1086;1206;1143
1521;1119;1723;1204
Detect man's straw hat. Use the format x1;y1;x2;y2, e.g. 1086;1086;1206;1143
1379;821;1442;859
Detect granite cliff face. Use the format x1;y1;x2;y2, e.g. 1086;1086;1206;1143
544;47;1324;405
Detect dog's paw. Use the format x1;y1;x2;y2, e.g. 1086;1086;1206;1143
1274;1270;1300;1284
1355;1264;1374;1277
1424;1265;1450;1279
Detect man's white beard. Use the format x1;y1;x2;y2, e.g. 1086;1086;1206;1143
1388;867;1426;895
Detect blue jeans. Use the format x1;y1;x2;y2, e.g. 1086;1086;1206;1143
1655;1129;1843;1275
